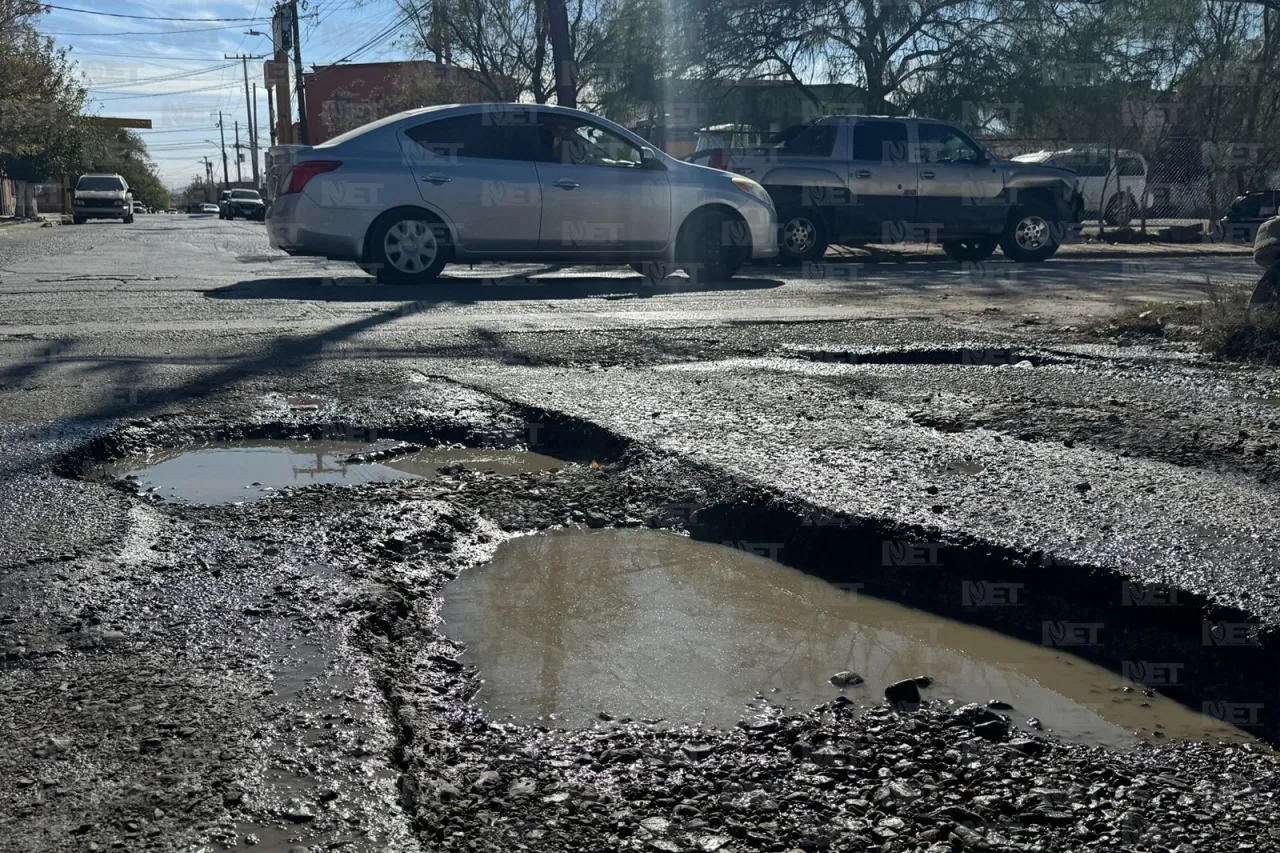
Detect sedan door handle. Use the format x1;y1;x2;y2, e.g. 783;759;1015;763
552;179;580;190
919;170;936;179
421;173;451;184
854;169;872;179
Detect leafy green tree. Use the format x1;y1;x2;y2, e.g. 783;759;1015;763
81;128;170;210
0;0;89;181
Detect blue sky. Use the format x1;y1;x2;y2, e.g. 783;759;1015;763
37;0;417;187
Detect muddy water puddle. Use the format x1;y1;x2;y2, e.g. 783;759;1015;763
99;440;563;504
443;529;1256;749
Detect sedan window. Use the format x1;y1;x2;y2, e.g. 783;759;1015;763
533;116;642;168
407;115;496;160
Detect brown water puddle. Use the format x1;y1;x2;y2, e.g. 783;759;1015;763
99;440;563;504
441;528;1259;749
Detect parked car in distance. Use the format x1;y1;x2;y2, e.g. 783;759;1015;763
132;202;146;215
166;208;177;214
71;173;134;224
221;188;266;220
722;116;1084;264
1011;147;1150;227
1218;190;1280;242
197;203;220;214
267;103;778;284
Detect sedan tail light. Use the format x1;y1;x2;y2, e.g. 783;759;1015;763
284;160;341;195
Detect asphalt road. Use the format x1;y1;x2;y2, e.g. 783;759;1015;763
4;213;1280;852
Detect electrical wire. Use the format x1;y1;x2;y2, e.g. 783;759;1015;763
307;9;412;80
94;82;244;102
40;4;271;22
66;50;240;63
86;62;238;89
44;23;258;36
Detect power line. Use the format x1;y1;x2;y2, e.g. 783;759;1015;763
134;125;217;133
40;5;271;22
308;10;413;80
86;63;238;89
68;50;237;63
44;23;259;36
94;82;243;102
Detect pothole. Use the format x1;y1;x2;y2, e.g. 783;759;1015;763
94;440;565;504
441;528;1258;749
785;346;1067;367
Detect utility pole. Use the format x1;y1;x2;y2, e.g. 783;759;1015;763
266;83;277;147
545;0;575;107
217;111;229;188
268;4;293;145
290;0;309;144
252;83;261;185
234;120;243;183
226;53;266;186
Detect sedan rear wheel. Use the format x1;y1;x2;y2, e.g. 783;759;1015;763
369;212;449;284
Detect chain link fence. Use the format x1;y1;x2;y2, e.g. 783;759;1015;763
981;134;1280;238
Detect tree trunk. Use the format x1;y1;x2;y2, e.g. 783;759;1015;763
545;0;575;107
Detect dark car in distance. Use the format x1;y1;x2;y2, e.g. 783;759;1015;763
221;188;266;221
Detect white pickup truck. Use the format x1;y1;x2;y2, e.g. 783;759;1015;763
721;116;1085;264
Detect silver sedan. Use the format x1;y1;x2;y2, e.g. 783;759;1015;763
266;103;778;284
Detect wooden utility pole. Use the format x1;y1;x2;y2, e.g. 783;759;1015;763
217;111;229;187
290;0;309;144
271;3;294;144
266;84;277;147
226;53;266;185
545;0;575;107
234;120;243;183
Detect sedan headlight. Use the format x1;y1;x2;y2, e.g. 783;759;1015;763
731;175;773;207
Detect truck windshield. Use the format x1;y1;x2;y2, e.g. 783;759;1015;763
231;190;261;199
76;176;125;191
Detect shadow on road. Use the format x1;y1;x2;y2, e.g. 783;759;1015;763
205;272;785;303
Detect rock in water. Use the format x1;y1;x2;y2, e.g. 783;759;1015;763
830;671;864;687
884;679;921;705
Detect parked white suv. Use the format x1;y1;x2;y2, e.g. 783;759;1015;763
72;173;134;224
267;104;779;284
1012;147;1150;226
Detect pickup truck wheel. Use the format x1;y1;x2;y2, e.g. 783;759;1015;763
777;210;828;265
941;239;998;263
369;211;450;284
676;209;747;283
1000;204;1063;262
1104;192;1137;227
72;217;84;225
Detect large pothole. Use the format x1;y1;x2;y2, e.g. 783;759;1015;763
441;528;1257;749
95;440;565;504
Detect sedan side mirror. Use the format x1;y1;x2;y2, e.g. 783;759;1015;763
640;147;666;170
